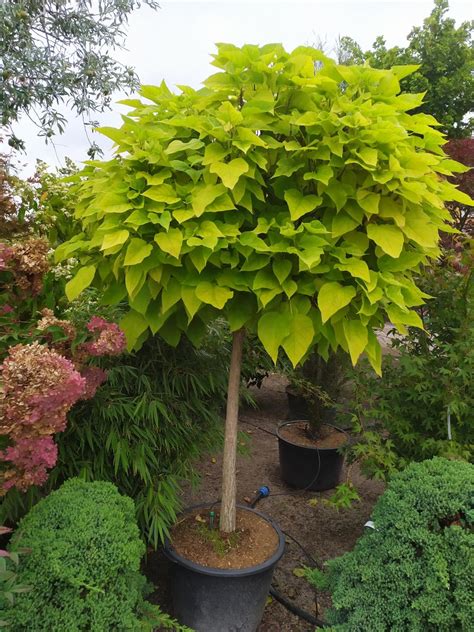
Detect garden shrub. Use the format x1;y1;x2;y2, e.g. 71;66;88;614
306;457;474;631
348;242;473;478
4;478;183;631
0;237;126;496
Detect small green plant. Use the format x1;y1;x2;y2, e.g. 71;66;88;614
306;457;474;631
0;526;31;627
3;478;185;631
285;349;351;439
197;523;241;557
347;242;473;479
309;481;361;511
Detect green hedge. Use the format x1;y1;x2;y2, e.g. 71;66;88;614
4;478;184;631
307;457;474;631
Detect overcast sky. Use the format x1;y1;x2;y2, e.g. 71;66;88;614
10;0;473;175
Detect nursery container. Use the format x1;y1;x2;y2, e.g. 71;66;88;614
163;504;285;632
277;421;347;491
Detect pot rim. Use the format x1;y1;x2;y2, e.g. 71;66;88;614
277;421;349;451
163;503;285;577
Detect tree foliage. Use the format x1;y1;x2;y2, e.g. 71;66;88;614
58;43;471;376
0;0;159;151
339;1;473;137
306;457;474;631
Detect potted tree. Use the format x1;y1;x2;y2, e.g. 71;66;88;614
58;43;470;632
280;349;351;491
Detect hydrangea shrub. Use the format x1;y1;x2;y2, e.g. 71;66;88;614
0;240;126;494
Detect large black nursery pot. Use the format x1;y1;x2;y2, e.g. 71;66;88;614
163;504;285;632
277;421;347;491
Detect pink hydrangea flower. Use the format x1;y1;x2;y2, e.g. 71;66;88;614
1;436;58;491
0;343;86;494
80;366;107;400
0;342;85;438
83;317;126;356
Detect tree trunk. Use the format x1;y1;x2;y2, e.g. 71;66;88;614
219;328;245;533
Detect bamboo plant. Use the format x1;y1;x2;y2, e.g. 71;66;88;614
57;44;472;533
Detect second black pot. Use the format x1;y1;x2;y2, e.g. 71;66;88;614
163;504;285;632
277;421;347;491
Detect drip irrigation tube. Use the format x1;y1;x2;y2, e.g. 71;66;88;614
269;586;328;627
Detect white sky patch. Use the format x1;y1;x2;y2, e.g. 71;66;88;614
7;0;473;174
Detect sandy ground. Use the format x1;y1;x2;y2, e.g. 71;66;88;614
147;373;385;631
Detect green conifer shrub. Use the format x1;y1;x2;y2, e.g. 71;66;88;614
4;478;184;631
306;457;474;631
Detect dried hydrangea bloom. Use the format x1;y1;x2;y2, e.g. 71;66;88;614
37;308;76;339
82;316;126;356
0;342;86;494
1;436;58;492
37;308;77;356
5;237;50;295
0;342;85;438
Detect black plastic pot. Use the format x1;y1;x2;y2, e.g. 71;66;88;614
277;421;347;491
163;504;285;632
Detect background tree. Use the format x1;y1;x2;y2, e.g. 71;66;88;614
57;44;469;533
0;0;159;153
0;152;22;238
339;0;473;137
334;36;365;66
444;138;473;235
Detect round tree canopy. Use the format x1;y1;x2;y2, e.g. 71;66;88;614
57;43;472;373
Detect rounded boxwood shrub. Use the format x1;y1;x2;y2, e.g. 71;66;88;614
307;457;474;631
5;478;179;631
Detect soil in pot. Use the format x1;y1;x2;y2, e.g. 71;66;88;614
279;421;348;449
170;507;279;570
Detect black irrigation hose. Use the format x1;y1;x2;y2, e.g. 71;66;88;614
239;416;278;437
269;586;328;628
281;529;322;570
239;417;329;625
